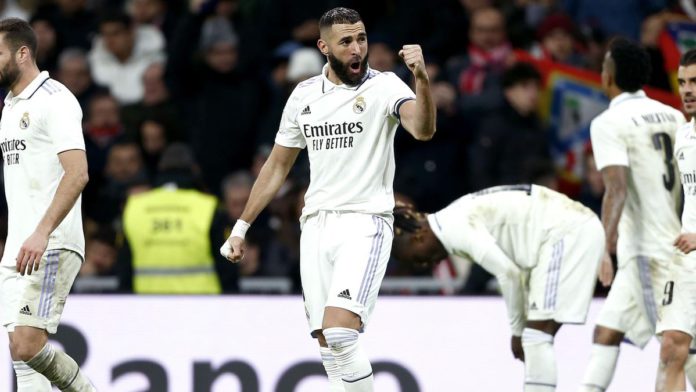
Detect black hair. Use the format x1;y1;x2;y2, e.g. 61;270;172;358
502;62;541;89
98;9;132;29
681;49;696;67
393;204;424;235
608;38;650;92
319;7;362;30
0;18;37;58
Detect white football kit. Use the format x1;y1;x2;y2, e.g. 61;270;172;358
428;185;604;335
275;65;415;332
0;71;85;333
657;119;696;337
590;90;685;347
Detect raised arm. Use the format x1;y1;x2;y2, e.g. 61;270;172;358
398;45;437;141
223;144;301;262
17;150;89;275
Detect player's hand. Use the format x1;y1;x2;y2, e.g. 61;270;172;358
16;231;49;276
511;335;524;362
675;233;696;254
598;250;614;287
221;236;246;263
399;45;427;81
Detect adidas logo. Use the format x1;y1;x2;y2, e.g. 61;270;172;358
679;151;685;160
301;105;311;115
530;302;537;311
338;289;352;300
19;305;31;316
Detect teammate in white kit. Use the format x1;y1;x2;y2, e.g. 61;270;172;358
391;185;605;392
0;19;95;391
578;38;690;392
656;48;696;392
220;7;436;392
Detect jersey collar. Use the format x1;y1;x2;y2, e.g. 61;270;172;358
609;89;646;108
321;63;372;93
4;71;50;104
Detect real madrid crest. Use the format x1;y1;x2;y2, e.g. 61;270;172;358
19;112;29;130
353;96;366;114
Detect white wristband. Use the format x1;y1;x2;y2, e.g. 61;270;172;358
231;219;251;239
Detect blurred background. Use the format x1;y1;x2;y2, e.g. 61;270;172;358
0;0;695;390
0;0;687;295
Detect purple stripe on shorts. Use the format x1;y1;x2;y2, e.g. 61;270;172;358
37;250;56;318
357;217;383;304
360;219;385;305
41;252;59;318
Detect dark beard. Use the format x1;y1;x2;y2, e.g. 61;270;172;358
0;56;20;89
327;52;369;87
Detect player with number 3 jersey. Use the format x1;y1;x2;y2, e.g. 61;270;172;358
578;38;690;392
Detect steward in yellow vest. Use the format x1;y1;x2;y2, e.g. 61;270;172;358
122;144;238;293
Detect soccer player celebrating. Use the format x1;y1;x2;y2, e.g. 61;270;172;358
221;7;435;392
656;48;696;392
578;38;691;392
391;185;604;391
0;19;95;391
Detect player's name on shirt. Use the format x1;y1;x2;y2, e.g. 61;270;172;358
303;121;364;151
633;111;680;126
1;138;27;166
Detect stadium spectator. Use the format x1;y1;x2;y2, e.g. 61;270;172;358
83;91;125;181
121;62;183;140
125;0;178;46
89;10;166;104
137;118;171;179
561;0;668;41
167;8;265;193
33;0;96;50
0;0;28;20
469;62;550;190
533;12;587;68
55;47;98;110
29;14;60;73
79;225;119;282
120;143;238;293
446;6;512;116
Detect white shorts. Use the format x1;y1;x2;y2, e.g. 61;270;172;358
527;217;604;324
595;255;670;348
300;211;393;335
656;254;696;338
0;249;82;334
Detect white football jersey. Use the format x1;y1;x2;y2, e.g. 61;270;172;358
591;90;685;262
676;119;696;234
275;64;415;219
0;71;86;266
427;185;596;269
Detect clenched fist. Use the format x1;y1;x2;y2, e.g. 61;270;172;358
399;45;427;81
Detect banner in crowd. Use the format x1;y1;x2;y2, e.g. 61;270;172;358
660;21;696;92
516;51;682;196
0;297;671;391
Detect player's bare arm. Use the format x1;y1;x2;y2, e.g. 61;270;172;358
398;45;436;141
674;233;696;253
597;165;628;286
223;144;300;262
16;149;88;275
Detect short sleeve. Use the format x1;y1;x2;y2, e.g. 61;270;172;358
46;92;85;155
590;115;629;170
274;92;306;149
383;73;416;121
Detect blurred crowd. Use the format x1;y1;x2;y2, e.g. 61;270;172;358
0;0;690;294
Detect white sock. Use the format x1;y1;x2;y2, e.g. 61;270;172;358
26;343;95;392
13;360;51;391
578;344;620;392
685;352;696;390
321;346;345;392
522;328;556;391
323;327;373;392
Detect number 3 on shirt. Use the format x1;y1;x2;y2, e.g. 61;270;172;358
652;132;676;191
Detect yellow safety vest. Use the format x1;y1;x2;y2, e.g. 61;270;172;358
123;188;221;294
